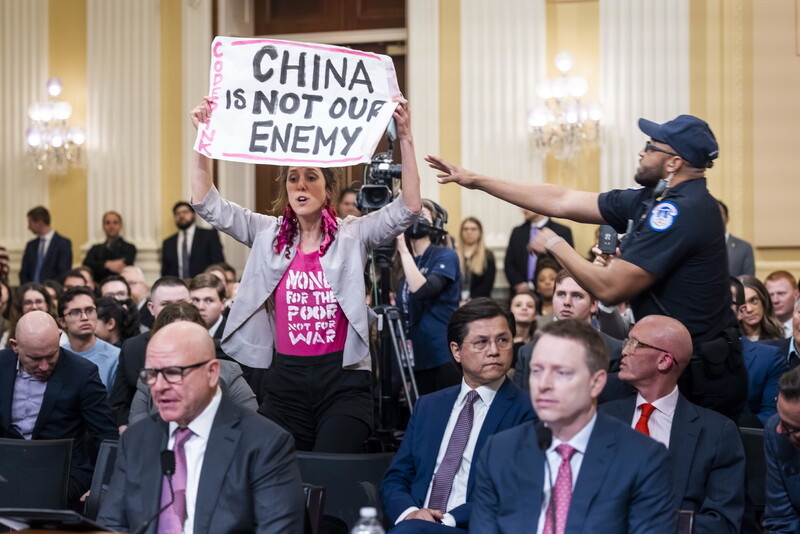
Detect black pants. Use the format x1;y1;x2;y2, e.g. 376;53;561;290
258;351;373;453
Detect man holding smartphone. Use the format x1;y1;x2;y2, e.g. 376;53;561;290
427;115;747;419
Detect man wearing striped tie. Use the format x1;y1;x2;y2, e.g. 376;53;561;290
381;298;536;533
470;319;675;534
601;315;745;534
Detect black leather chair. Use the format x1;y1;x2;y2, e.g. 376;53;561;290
0;437;73;509
84;440;119;520
295;452;393;531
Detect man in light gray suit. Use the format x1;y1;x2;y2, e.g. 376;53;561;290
719;200;755;277
98;321;304;534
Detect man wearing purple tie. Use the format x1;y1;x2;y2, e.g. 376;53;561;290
469;319;675;534
98;321;304;534
381;298;536;533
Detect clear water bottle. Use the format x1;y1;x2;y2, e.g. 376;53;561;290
350;506;385;534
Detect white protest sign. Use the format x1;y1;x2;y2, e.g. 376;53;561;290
194;36;401;167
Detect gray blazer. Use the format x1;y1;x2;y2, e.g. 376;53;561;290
128;359;257;425
193;186;417;370
98;393;305;534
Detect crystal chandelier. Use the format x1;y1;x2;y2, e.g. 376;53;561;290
25;78;86;175
527;52;602;161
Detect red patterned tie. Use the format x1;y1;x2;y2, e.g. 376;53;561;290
635;403;656;436
543;444;576;534
158;427;193;534
427;390;480;513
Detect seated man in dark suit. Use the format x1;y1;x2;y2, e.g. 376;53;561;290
161;201;225;278
470;319;675;534
504;209;573;294
514;269;623;388
19;205;72;284
381;298;536;533
109;276;190;431
98;321;304;533
0;311;118;506
600;315;746;534
82;211;137;282
764;367;800;532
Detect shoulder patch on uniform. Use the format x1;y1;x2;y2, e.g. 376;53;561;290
649;201;679;232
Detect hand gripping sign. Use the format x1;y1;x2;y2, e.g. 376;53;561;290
194;36;402;167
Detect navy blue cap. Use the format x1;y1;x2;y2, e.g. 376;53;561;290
638;115;719;169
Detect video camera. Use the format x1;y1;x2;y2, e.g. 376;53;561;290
357;119;401;212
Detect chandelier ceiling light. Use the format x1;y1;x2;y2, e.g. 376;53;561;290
527;51;602;161
25;78;86;175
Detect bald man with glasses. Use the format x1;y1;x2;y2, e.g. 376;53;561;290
601;315;745;534
98;321;304;534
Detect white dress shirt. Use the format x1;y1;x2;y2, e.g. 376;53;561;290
629;386;679;448
166;386;222;534
176;225;196;276
38;229;55;258
536;413;598;534
397;377;505;527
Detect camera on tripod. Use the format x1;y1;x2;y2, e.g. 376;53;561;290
358;151;402;211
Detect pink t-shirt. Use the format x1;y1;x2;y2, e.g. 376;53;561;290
273;248;348;356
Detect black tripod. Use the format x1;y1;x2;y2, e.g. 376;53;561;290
368;245;419;448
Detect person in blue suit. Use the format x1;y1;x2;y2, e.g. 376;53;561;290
601;315;745;534
470;319;675;534
764;367;800;532
19;206;72;284
381;298;536;533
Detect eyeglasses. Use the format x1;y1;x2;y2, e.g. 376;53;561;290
103;291;129;299
463;336;512;351
778;418;800;436
63;306;97;319
622;337;669;354
139;360;212;385
644;141;680;158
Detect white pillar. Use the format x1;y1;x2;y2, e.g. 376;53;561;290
0;0;49;281
599;0;689;191
459;0;547;276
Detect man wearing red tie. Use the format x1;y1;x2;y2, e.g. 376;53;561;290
601;315;746;534
470;319;675;534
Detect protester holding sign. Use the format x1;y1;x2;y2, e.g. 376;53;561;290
189;95;420;453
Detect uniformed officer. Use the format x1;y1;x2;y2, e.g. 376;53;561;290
426;115;747;417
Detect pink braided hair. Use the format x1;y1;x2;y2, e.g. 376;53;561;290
273;198;339;258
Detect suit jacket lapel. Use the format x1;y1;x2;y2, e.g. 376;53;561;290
193;397;242;533
566;414;616;533
519;425;545;528
32;349;67;437
142;420;169;525
669;396;699;505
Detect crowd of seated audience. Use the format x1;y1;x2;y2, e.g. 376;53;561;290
4;111;800;534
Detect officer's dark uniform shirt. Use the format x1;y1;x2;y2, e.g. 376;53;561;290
598;178;734;345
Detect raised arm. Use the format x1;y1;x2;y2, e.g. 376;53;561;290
189;96;215;203
426;155;604;224
395;100;422;214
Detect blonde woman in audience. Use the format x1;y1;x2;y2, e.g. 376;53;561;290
458;216;496;303
739;275;785;341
